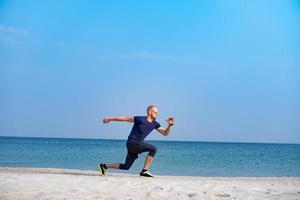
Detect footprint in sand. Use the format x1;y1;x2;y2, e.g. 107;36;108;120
154;186;163;191
188;192;197;198
215;193;231;198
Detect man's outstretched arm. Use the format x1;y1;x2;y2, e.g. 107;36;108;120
103;116;134;124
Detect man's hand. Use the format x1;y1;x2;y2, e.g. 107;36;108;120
157;117;175;136
103;118;110;124
166;117;174;125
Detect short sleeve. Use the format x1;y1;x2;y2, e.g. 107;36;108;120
134;116;141;124
154;121;161;129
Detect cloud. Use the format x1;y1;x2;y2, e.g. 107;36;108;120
0;24;30;44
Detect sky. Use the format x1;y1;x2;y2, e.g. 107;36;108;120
0;0;300;143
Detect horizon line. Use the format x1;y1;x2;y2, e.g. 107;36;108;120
0;135;299;145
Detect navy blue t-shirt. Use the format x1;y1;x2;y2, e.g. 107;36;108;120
127;116;161;144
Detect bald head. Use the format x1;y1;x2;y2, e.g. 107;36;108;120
147;105;158;119
147;105;156;114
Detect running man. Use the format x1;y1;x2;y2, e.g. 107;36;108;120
99;105;174;177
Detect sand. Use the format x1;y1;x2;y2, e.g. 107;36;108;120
0;167;299;200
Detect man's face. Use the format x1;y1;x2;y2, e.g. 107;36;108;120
150;107;158;119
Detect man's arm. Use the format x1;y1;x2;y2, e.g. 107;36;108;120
103;116;134;123
156;117;174;136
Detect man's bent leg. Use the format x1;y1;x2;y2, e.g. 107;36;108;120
140;154;156;177
119;152;138;170
143;155;154;170
103;151;138;171
140;142;157;169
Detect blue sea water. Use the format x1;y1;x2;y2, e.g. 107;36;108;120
0;136;299;177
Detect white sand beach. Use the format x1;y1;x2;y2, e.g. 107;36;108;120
0;167;299;200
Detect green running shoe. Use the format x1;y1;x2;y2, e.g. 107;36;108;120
98;163;107;176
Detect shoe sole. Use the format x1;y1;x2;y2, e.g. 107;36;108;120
140;175;155;178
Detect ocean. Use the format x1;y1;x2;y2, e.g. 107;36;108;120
0;136;299;177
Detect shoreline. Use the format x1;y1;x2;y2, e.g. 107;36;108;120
1;167;300;200
0;167;299;179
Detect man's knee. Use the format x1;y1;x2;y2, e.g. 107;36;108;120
119;153;138;170
149;145;157;157
119;163;131;170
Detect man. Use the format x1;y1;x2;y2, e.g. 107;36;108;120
99;105;174;177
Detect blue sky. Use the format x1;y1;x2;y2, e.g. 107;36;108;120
1;0;299;143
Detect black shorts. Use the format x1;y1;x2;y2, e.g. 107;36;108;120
119;142;157;170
